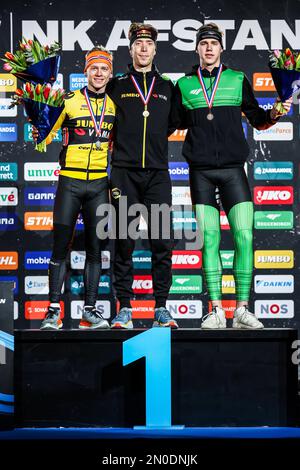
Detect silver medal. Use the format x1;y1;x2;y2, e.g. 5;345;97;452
207;112;214;121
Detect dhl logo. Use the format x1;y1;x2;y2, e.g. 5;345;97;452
0;252;18;269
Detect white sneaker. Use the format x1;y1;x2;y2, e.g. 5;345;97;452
233;306;264;329
201;306;226;329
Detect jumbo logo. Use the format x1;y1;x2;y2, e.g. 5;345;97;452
0;252;18;270
253;73;275;91
0;74;17;92
254;250;294;269
24;212;53;231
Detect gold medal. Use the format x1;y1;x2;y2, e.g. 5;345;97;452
95;140;101;149
143;110;150;118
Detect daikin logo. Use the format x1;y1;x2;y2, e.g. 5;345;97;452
254;275;294;293
24;163;60;181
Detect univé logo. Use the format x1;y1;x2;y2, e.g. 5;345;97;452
254;186;293;205
25;301;65;320
253;73;275;91
0;252;18;269
24;212;53;230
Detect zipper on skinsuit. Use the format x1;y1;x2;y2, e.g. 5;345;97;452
142;72;148;168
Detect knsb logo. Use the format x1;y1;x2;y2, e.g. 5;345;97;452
0;74;17;92
71;301;110;319
25;276;50;295
132;276;153;294
0;162;18;181
24;162;60;181
168;162;189;180
0;123;17;141
24;187;56;206
170;275;202;294
172;186;192;206
222;275;235;294
255;300;294;319
253;122;293;141
253;73;275;91
254;250;294;269
0;252;18;270
70;250;110;270
254;275;294;293
254;162;293;180
166;300;202;319
0;98;17;117
168;129;187;142
220;211;230;230
172;251;202;269
220;251;234;269
254;211;293;229
24;212;53;231
0;213;18;230
25;301;65;320
209;300;236;319
254;186;293;205
25;251;51;270
0;187;18;206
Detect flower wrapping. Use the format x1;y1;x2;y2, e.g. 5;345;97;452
269;48;300;101
13;55;61;85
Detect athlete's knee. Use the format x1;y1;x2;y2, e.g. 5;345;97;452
203;229;221;251
234;228;253;248
52;223;74;259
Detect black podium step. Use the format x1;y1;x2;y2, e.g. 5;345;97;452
14;328;298;428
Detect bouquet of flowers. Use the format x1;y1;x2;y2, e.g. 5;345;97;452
11;82;65;152
269;48;300;113
2;38;61;84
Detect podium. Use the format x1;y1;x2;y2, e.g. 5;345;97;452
14;328;298;428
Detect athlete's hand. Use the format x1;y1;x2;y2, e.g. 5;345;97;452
270;96;293;120
31;125;39;142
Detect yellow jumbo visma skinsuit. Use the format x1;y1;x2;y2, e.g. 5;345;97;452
48;88;116;180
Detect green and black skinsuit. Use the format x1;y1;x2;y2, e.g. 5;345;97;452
171;64;278;301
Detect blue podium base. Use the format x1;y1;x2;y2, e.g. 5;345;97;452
134;425;185;430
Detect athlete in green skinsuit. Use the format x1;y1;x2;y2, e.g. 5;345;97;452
172;23;292;329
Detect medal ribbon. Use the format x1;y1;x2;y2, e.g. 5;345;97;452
197;64;223;110
130;75;156;107
83;87;107;139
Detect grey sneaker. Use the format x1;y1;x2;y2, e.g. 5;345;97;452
201;306;226;329
233;306;264;329
79;306;110;329
40;306;63;330
153;307;179;328
111;307;133;329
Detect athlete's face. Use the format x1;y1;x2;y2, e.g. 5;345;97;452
197;39;222;68
130;39;156;70
86;63;112;93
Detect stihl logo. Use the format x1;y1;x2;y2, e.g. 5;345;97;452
254;187;293;204
253;73;275;91
0;252;18;269
132;276;153;294
24;212;53;230
220;211;230;229
172;251;202;269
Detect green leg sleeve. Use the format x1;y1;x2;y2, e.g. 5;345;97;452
227;201;254;302
195;204;222;301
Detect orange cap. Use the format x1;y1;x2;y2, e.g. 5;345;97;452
84;51;113;72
